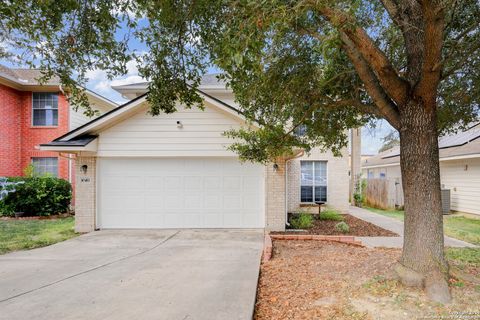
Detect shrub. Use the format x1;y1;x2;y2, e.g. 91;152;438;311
290;212;314;229
335;221;350;233
318;210;344;221
0;176;72;216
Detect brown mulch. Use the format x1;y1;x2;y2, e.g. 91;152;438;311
254;240;480;320
0;213;73;221
272;214;398;237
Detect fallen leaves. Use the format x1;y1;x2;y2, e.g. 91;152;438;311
254;240;480;320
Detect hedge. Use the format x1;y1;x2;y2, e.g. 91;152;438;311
0;176;72;216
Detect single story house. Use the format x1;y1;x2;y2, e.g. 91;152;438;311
362;123;480;215
41;76;356;232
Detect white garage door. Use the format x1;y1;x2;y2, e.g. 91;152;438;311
98;158;265;228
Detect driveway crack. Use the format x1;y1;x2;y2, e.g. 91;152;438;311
0;230;180;304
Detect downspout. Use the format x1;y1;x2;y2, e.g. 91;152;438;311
284;150;305;227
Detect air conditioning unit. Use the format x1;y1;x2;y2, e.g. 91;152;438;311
441;189;451;214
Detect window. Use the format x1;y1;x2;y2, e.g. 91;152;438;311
32;157;58;177
32;93;58;126
300;161;327;202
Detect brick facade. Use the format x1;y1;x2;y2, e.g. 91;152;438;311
0;84;22;176
287;147;350;214
0;84;69;180
74;157;96;233
265;159;286;231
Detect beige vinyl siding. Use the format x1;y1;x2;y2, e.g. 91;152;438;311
362;158;480;215
440;158;480;215
69;104;111;130
96;103;243;157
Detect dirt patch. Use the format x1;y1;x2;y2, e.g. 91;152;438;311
272;214;397;237
254;241;480;320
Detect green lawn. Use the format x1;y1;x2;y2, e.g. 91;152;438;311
365;207;480;245
0;217;77;255
365;207;405;221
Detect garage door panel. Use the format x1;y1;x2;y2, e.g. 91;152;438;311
185;176;203;189
224;215;242;227
98;158;264;229
164;195;184;209
185;195;203;208
223;177;242;190
204;176;222;188
164;176;183;189
145;177;164;189
144;214;165;227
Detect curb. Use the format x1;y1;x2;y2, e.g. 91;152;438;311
263;234;364;262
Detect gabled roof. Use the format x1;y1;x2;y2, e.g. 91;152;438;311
0;64;118;108
0;64;60;87
112;73;230;99
40;87;246;150
363;123;480;168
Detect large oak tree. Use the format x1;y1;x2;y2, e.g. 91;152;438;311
2;0;479;302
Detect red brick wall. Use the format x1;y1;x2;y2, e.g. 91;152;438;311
0;84;22;176
0;84;70;182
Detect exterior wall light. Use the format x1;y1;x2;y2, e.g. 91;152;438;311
273;163;279;172
81;165;88;174
176;120;183;128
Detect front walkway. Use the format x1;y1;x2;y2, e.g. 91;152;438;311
0;229;263;320
349;206;476;248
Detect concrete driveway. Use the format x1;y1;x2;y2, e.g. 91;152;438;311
0;229;264;320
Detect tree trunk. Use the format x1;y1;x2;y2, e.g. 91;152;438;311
396;99;451;303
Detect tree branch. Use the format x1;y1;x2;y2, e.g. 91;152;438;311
441;41;480;79
414;2;445;105
316;6;410;107
340;33;401;129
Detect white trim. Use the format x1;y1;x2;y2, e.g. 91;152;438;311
299;160;328;203
60;96;148;141
363;153;480;170
362;162;401;169
440;153;480;161
39;139;98;152
85;89;118;107
31;92;59;127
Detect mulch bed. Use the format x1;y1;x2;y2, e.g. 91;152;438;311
0;213;73;221
254;240;480;320
272;214;398;237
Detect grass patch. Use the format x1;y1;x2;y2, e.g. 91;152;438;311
366;207;480;245
365;207;404;221
444;215;480;245
0;217;77;255
446;248;480;266
318;209;344;221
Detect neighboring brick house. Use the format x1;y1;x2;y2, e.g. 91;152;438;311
0;64;117;194
41;76;360;232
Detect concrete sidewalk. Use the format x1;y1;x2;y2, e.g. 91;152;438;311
349;206;477;248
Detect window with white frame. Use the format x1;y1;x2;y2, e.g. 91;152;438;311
32;157;58;177
300;161;327;202
32;93;58;126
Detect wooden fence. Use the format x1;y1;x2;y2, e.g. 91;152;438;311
364;178;404;210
